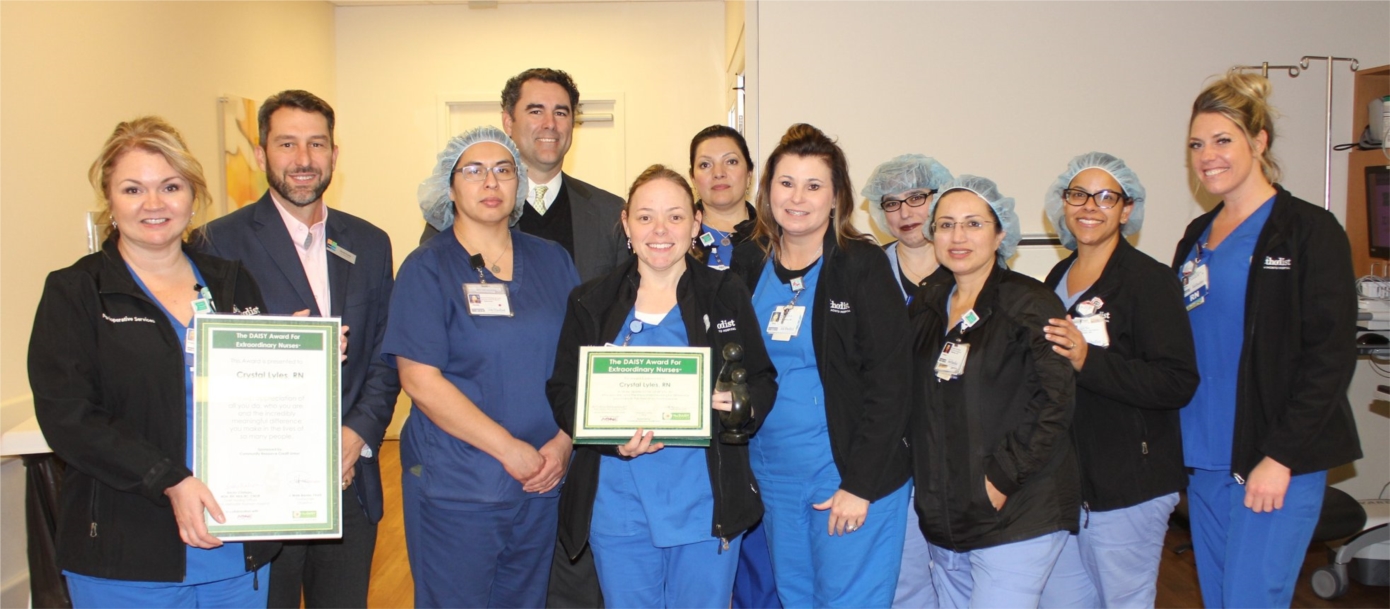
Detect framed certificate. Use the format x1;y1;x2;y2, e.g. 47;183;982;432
193;315;341;541
573;346;712;447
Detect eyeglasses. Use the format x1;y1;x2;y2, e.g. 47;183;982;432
453;164;518;182
880;191;936;213
930;219;996;234
1061;188;1127;209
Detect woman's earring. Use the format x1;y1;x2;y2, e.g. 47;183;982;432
626;238;632;251
692;237;701;250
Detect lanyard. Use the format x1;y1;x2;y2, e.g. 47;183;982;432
620;320;644;347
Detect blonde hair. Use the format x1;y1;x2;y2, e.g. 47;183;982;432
750;123;871;259
89;116;211;241
1191;71;1281;183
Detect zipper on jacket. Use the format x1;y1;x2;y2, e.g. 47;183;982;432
88;484;99;538
1141;441;1149;455
1082;501;1091;529
1233;473;1245;485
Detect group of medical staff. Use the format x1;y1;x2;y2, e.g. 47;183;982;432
30;65;1362;609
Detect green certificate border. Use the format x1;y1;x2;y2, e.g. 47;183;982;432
574;346;711;447
194;315;341;539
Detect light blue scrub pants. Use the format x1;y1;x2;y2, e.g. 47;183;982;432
894;486;937;608
928;530;1068;609
590;529;742;608
1187;468;1325;609
1038;492;1179;608
761;478;910;608
66;567;269;608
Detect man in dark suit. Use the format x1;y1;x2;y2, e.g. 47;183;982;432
420;68;626;284
197;90;400;609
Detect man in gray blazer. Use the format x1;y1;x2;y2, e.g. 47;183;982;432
420;68;626;284
197;90;400;609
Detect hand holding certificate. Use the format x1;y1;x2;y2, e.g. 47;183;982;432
573;346;712;447
194;315;342;541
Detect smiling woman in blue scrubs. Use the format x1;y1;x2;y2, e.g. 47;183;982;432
383;126;579;608
1174;72;1361;609
548;165;777;608
730;124;913;609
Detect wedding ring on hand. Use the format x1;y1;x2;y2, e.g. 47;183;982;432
847;524;858;532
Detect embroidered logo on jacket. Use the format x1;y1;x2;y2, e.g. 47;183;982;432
830;300;852;313
233;305;261;315
1262;256;1292;270
103;313;155;324
717;319;737;333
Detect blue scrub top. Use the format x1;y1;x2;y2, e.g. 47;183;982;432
127;258;245;585
382;229;579;504
1053;262;1087;311
1180;197;1274;470
748;258;835;482
591;305;715;547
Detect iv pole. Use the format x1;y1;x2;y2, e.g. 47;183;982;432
1232;57;1360;210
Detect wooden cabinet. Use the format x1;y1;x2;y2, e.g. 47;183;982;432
1346;65;1389;277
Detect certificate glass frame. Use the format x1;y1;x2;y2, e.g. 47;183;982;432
193;315;341;541
573;346;712;447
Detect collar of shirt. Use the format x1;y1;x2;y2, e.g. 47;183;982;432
527;172;564;215
269;193;332;316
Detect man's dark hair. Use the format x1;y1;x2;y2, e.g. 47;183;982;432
501;68;580;117
258;90;336;147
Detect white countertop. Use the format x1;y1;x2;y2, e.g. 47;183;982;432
1;415;52;456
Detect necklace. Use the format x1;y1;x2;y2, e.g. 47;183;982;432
487;239;513;273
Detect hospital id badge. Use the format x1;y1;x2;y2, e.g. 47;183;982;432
1074;314;1110;348
1183;263;1209;311
935;342;969;381
463;283;513;317
766;305;805;341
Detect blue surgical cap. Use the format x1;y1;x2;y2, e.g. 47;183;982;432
861;154;954;236
929;175;1022;263
1043;152;1146;251
419;125;529;231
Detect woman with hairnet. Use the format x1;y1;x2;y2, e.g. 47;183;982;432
907;176;1079;608
862;154;953;304
381;126;580;607
861;153;953;609
1033;153;1198;608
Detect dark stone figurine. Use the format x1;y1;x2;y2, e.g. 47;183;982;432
715;342;752;444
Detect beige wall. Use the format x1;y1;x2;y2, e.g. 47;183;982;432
747;1;1390;278
747;0;1390;498
332;1;727;277
0;2;336;602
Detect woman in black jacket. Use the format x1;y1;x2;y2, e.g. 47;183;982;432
690;125;759;271
729;124;912;608
548;165;776;608
1034;153;1199;608
908;175;1078;608
28;117;278;607
1175;71;1360;608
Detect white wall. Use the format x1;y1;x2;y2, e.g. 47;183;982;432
747;0;1390;498
333;1;728;276
0;2;337;602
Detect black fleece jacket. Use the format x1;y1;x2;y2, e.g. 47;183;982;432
29;238;280;582
1044;238;1199;512
1171;185;1361;479
547;255;777;560
730;232;913;502
909;263;1079;551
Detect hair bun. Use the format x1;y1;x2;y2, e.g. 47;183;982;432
1222;71;1273;104
780;123;830;146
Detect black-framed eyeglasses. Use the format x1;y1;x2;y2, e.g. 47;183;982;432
453;164;518;182
880;191;936;213
1061;188;1128;209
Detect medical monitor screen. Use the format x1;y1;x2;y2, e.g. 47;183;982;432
1368;165;1389;259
